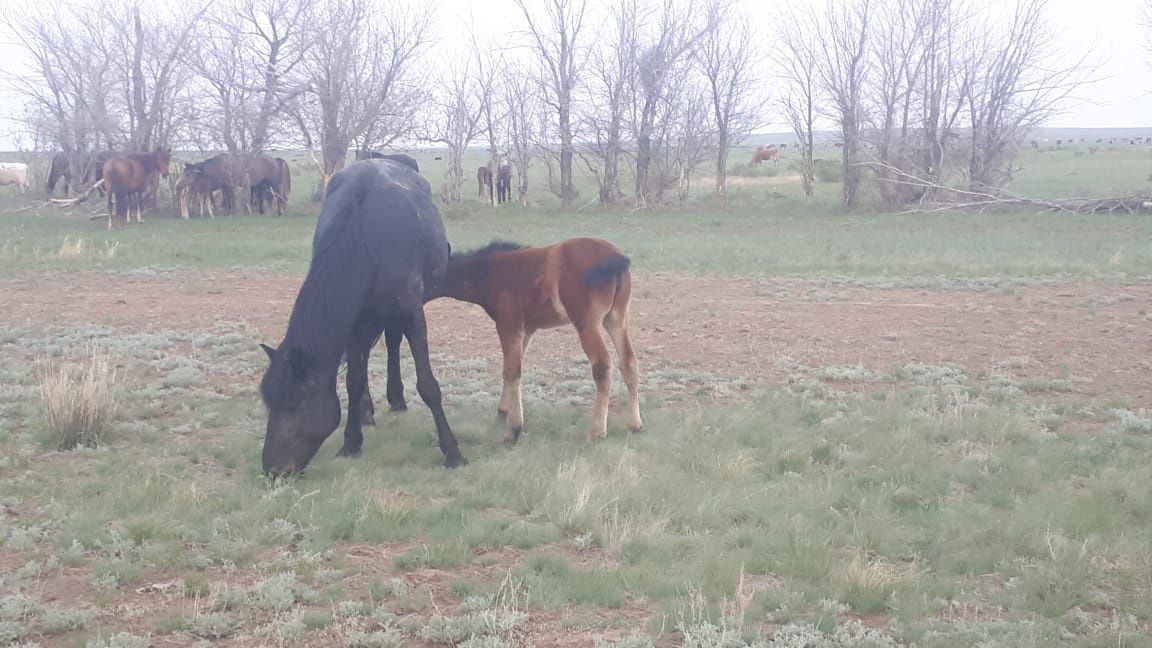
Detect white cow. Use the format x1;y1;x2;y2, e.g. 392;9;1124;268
0;163;28;193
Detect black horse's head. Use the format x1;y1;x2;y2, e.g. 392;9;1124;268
258;343;341;477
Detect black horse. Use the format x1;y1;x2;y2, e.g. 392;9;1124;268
258;158;466;476
353;150;421;173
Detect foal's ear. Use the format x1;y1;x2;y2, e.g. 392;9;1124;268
259;343;276;361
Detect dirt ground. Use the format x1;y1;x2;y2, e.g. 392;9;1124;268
3;270;1151;408
4;269;1152;646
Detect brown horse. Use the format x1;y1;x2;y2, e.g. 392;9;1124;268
437;238;642;443
102;149;172;229
477;166;493;199
751;146;779;165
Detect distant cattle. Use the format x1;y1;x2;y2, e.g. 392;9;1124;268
0;163;29;193
751;146;779;165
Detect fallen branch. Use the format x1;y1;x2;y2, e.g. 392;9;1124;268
864;158;1151;215
49;179;105;208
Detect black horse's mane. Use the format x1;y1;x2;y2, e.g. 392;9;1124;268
261;163;385;409
450;240;525;262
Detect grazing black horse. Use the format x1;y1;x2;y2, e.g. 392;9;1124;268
353;150;421;173
258;158;466;476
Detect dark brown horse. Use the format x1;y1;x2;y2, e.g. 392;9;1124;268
436;238;642;443
751;146;779;165
250;157;292;216
102;149;172;229
477;166;493;199
495;164;513;204
46;150;114;198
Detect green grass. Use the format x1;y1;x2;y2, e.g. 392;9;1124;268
1;147;1150;281
2;341;1152;643
1;149;1151;644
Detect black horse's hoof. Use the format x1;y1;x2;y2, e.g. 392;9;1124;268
336;445;362;459
363;412;376;427
444;454;469;468
389;402;408;412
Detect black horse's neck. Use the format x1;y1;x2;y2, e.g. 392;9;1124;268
280;246;373;376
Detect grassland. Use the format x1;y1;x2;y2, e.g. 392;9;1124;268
0;145;1150;646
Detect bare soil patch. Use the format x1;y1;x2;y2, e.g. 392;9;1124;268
4;271;1151;408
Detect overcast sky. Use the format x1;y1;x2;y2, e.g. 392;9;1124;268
0;0;1148;150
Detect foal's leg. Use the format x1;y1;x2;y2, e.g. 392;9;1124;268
496;323;526;444
605;313;643;432
384;325;408;412
337;320;382;458
576;320;613;440
405;307;467;467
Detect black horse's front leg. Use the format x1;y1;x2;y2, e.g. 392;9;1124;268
338;321;382;458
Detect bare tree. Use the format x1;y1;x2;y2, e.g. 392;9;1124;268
297;0;432;187
424;59;482;204
965;0;1090;189
471;34;507;207
632;0;722;207
775;10;820;200
3;4;123;154
815;0;873;209
240;0;313;152
514;0;588;208
105;3;209;151
501;62;540;206
698;4;760;201
578;0;639;205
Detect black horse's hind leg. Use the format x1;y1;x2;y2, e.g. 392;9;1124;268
338;319;382;458
405;307;466;468
384;325;408;412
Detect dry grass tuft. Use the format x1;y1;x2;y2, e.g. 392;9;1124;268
39;346;119;450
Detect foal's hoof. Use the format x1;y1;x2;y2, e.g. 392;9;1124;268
336;445;362;459
444;453;469;468
503;426;522;445
628;424;644;434
389;402;408;413
496;408;508;420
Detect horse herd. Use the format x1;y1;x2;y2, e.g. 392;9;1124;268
45;149;292;228
477;163;514;204
258;156;642;476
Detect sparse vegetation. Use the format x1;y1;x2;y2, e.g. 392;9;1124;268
2;151;1152;643
38;346;119;450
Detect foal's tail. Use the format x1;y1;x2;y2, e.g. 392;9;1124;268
582;255;631;289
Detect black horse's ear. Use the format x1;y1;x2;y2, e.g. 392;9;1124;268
259;343;276;360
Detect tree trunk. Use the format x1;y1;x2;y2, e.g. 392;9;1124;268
558;102;573;208
130;10;150;151
714;126;729;200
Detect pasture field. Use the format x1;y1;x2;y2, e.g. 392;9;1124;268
0;147;1151;647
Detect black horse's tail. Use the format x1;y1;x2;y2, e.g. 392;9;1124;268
581;255;631;288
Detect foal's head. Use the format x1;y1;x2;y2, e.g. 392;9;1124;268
441;240;525;304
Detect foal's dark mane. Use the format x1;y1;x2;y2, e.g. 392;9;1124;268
450;240;525;262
